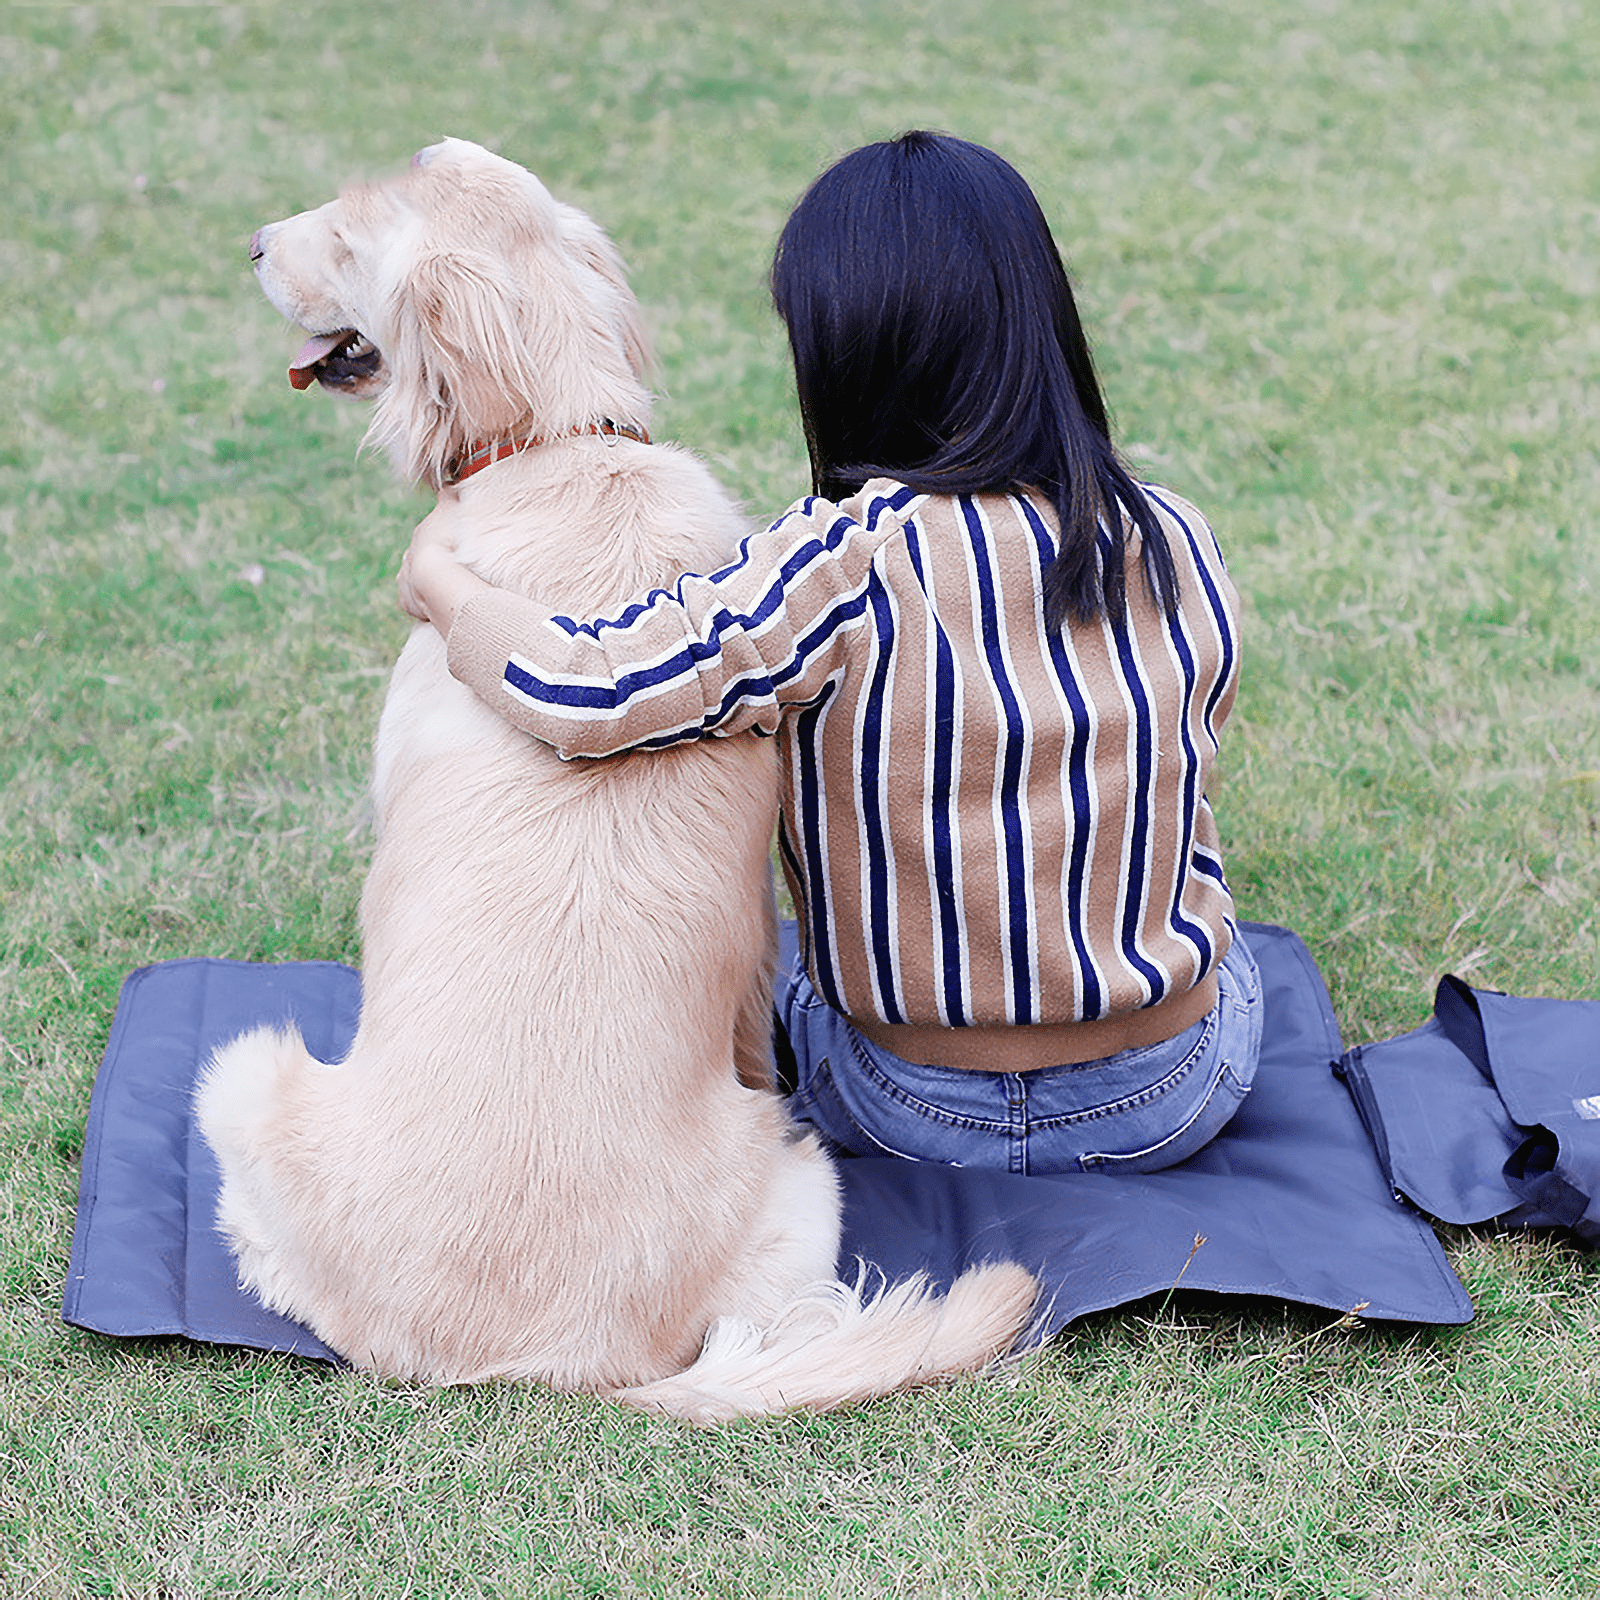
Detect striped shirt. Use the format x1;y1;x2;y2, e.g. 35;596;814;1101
445;479;1241;1028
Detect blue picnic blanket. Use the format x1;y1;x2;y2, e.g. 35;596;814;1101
62;921;1475;1360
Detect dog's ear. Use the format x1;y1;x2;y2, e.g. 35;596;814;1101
400;248;541;431
372;247;547;482
558;207;652;381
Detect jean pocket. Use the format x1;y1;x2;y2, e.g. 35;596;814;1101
791;1057;926;1162
1076;1059;1252;1174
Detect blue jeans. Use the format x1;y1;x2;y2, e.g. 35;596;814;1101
782;932;1262;1175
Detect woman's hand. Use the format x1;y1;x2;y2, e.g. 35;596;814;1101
398;491;491;636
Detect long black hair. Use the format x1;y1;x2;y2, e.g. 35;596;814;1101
770;131;1178;625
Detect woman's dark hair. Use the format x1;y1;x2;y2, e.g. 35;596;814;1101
770;131;1178;624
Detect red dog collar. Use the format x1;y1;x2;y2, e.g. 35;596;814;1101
447;420;651;485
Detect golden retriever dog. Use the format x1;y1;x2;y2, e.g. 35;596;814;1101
197;138;1036;1421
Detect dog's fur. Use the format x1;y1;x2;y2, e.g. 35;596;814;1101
197;139;1036;1421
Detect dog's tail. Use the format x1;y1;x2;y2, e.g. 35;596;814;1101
196;1023;317;1168
609;1261;1039;1425
194;1024;329;1307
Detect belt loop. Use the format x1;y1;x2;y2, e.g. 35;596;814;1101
1007;1073;1028;1175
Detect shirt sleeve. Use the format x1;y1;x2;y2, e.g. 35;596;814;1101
442;492;897;758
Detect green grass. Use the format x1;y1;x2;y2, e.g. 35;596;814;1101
4;0;1600;1594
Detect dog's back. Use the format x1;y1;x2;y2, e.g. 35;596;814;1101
205;435;803;1387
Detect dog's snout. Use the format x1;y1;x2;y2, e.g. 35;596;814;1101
248;228;265;264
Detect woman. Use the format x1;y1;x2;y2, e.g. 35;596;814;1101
399;130;1262;1176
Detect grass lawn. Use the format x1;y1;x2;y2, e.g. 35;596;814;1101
4;1;1599;1594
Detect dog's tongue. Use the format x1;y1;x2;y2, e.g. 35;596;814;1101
288;332;350;390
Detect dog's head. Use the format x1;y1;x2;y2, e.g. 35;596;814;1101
249;138;651;485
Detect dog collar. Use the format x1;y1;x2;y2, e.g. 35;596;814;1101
447;420;651;485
